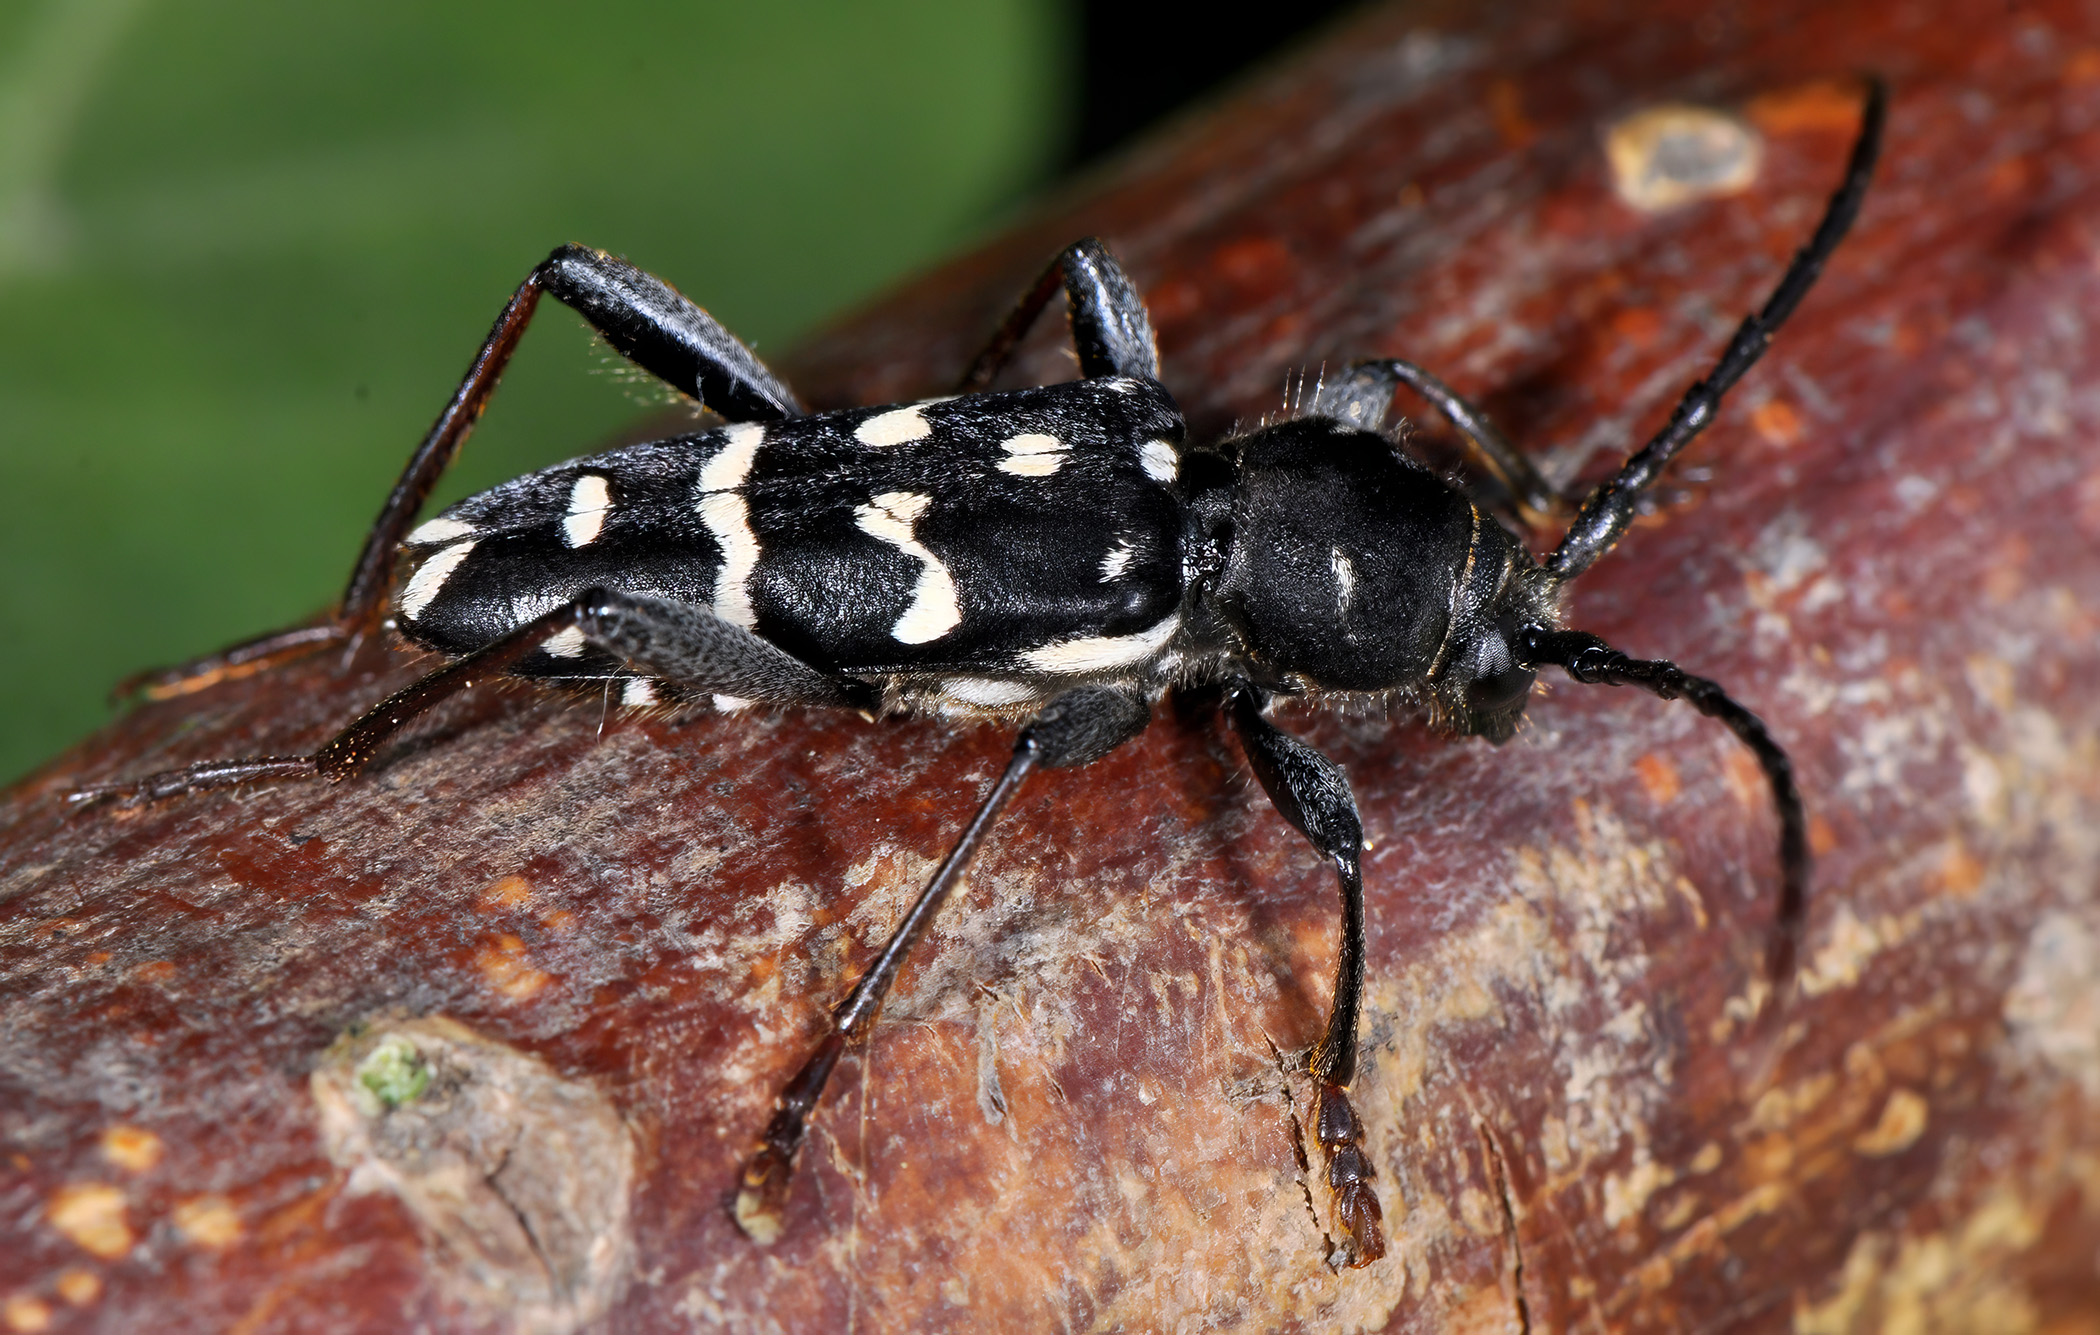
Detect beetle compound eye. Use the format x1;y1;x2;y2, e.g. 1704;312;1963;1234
1462;630;1537;741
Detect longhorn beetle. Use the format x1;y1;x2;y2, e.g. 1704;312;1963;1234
79;83;1884;1266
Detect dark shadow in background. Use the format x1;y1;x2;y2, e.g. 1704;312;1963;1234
1068;0;1366;166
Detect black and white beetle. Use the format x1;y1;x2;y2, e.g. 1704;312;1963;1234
81;84;1883;1266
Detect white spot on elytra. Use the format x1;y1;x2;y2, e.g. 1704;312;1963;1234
855;404;932;448
697;423;766;628
541;625;586;658
1020;612;1179;674
712;694;753;712
1100;540;1135;582
399;540;475;621
1331;547;1356;614
941;677;1042;707
406;517;474;546
854;491;960;644
1140;439;1178;483
999;432;1067;477
563;474;611;547
622;678;660;707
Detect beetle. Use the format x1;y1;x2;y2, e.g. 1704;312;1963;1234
78;82;1883;1267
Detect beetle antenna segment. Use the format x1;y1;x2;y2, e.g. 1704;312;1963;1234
1545;78;1885;583
1521;628;1809;991
735;738;1044;1245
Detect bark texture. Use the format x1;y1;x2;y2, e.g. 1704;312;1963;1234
6;1;2100;1330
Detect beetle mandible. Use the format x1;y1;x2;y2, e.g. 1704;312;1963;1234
79;82;1885;1266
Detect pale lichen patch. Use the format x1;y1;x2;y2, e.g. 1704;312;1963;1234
311;1017;634;1335
1604;103;1762;211
1793;1189;2049;1335
2003;911;2100;1096
1602;1152;1674;1227
1851;1088;1929;1156
1799;904;1923;997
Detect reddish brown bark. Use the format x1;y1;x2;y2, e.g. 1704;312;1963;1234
7;1;2100;1330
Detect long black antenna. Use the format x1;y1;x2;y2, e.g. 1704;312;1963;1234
1524;629;1809;986
1547;78;1886;583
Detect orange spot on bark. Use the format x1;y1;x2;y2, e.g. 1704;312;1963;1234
83;951;110;966
1938;841;1985;897
478;874;533;912
53;1271;100;1308
1144;276;1201;325
3;1294;51;1333
2076;468;2100;538
1611;306;1662;348
1721;746;1765;811
133;960;175;984
540;908;578;935
47;1184;131;1259
1745;80;1863;136
1808;816;1838;858
173;1196;244;1250
1751;398;1802;447
1634;753;1681;805
1741;1133;1794;1182
1987;156;2034;199
1211;236;1293;291
1983;533;2030;603
474;933;554;1000
99;1126;161;1174
1487;77;1535;148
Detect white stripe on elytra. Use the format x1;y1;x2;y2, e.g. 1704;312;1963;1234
998;432;1067;477
406;516;475;546
854;404;932;447
1140;439;1178;483
697;422;766;628
1020;611;1179;674
563;474;611;547
854;491;959;644
399;540;475;621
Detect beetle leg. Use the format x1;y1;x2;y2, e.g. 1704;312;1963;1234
75;590;861;805
957;237;1161;391
1308;359;1570;525
1224;681;1386;1268
735;686;1149;1244
125;245;807;702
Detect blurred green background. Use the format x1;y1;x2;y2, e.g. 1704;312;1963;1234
0;0;1069;782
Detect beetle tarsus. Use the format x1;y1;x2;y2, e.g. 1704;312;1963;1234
1317;1081;1386;1268
734;1030;846;1245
